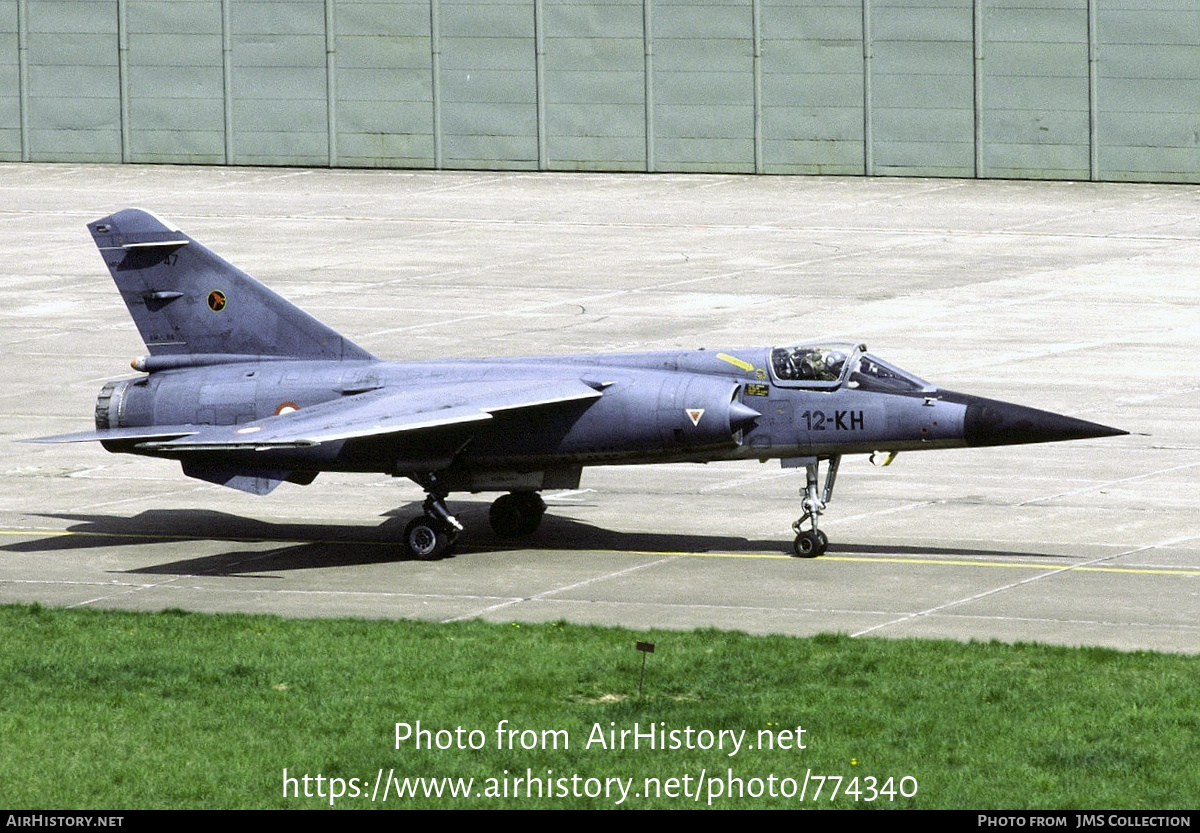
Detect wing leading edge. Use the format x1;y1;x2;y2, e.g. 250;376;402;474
132;378;602;451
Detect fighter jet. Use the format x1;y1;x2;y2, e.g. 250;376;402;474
30;209;1126;559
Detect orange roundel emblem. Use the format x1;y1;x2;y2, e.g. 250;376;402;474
275;402;299;416
207;290;227;312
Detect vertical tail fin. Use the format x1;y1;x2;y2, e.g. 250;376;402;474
89;209;375;361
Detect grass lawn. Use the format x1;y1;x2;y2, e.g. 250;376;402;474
1;604;1195;809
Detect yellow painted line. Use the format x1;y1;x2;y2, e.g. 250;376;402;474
5;528;1198;576
618;549;787;560
715;352;754;373
597;550;1200;576
819;555;1200;577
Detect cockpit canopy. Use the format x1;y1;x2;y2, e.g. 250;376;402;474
769;342;935;393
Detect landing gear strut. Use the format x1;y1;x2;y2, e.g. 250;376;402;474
403;475;463;560
489;491;546;538
791;455;840;557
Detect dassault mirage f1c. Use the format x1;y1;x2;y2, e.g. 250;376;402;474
31;209;1126;559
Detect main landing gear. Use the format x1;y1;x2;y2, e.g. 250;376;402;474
488;491;547;539
403;479;463;560
791;455;840;558
401;479;548;560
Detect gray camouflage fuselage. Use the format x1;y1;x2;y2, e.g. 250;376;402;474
93;349;973;488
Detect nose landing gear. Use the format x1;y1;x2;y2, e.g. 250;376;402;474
790;455;840;557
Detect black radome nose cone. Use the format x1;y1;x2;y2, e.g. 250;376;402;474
952;394;1127;448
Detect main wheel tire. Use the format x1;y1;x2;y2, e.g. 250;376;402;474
489;494;522;538
404;515;454;560
489;492;546;538
511;492;546;536
792;530;826;558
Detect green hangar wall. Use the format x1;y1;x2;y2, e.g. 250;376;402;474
2;0;1196;181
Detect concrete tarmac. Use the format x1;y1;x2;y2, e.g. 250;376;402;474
2;164;1197;653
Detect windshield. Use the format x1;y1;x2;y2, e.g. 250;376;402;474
849;353;934;393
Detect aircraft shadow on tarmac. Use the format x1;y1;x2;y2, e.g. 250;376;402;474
6;504;1065;577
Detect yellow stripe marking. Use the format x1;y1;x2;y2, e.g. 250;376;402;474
715;352;754;373
4;529;1195;576
621;551;1199;575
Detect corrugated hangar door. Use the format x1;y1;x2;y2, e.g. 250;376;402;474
1;0;1197;183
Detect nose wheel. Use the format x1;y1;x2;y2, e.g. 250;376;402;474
790;455;839;557
793;529;828;557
